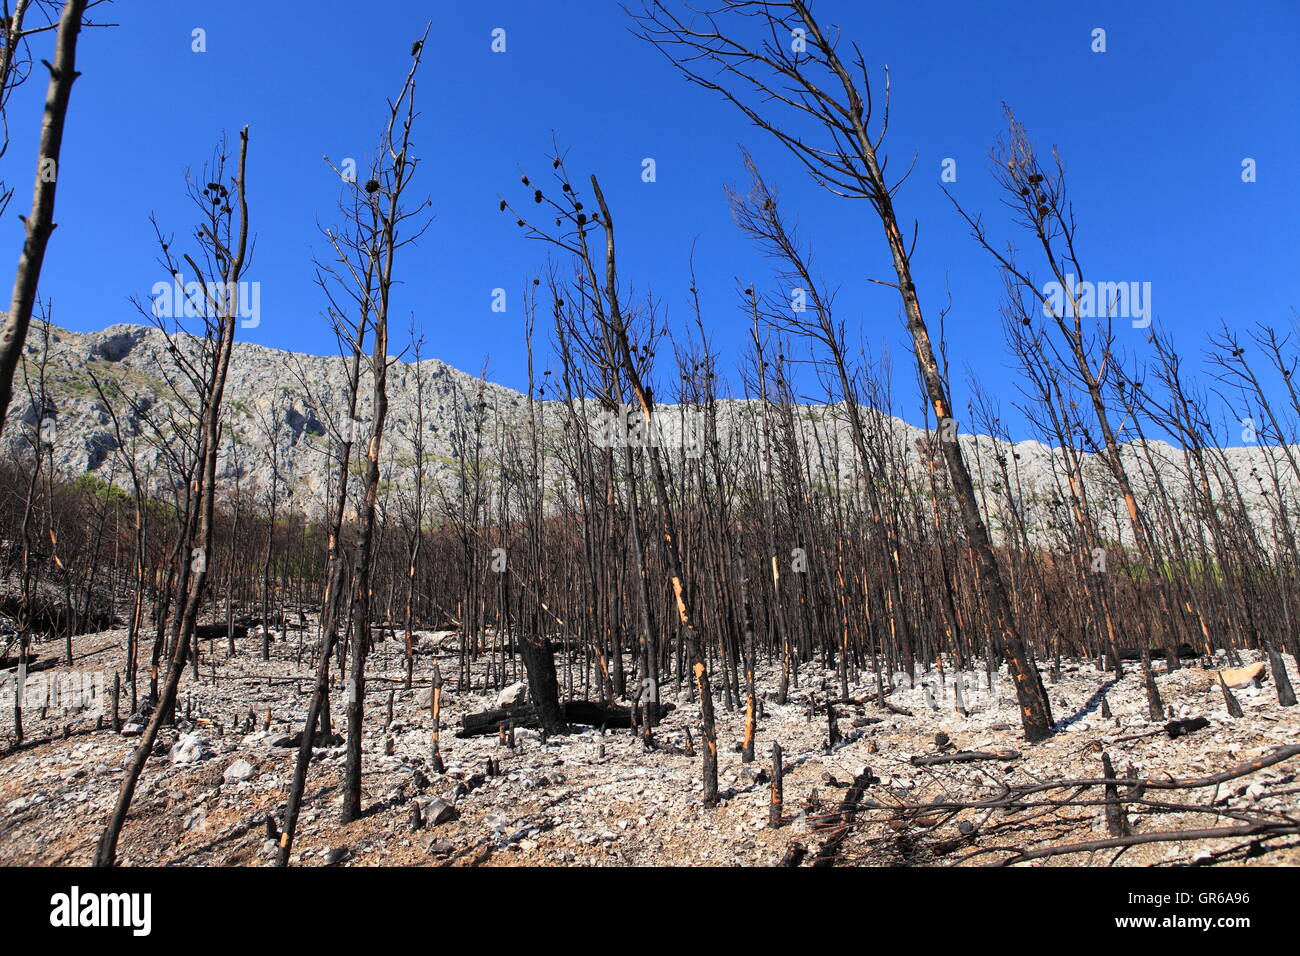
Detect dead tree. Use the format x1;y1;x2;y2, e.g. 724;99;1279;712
275;301;369;864
0;0;90;433
397;327;429;689
255;397;285;661
631;0;1054;741
513;284;566;733
503;155;721;800
948;109;1190;664
94;127;251;867
86;364;150;709
10;312;54;742
334;30;432;826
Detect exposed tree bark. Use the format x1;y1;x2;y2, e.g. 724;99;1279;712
0;0;88;435
94;126;251;867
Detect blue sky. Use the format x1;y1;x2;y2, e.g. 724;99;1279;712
3;0;1297;439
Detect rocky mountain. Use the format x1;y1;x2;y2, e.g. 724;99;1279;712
2;322;1294;550
5;322;525;506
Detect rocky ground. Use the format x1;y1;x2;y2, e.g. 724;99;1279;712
1;624;1297;867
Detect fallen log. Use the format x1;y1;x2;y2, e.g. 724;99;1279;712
1104;715;1213;746
456;703;540;737
910;748;1020;767
0;653;35;671
1164;716;1211;739
0;654;61;674
1117;643;1198;661
880;699;913;717
236;614;282;628
272;730;344;749
456;699;675;737
194;623;249;642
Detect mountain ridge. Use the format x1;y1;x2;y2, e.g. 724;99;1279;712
1;322;1292;551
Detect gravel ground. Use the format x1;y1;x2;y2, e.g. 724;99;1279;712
1;625;1297;867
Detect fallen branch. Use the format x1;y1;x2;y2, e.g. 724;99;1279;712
457;700;675;737
1024;744;1300;795
778;842;806;866
994;822;1300;866
911;748;1020;767
810;767;875;867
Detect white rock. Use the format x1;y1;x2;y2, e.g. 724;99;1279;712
497;681;528;708
223;758;255;784
170;732;210;765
